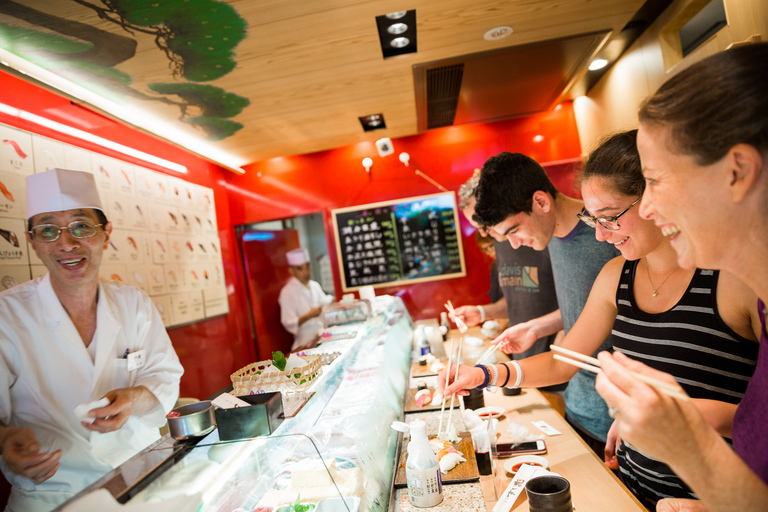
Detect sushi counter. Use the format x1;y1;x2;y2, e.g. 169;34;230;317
56;296;414;512
55;296;646;512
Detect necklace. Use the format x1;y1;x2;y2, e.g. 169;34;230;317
645;258;678;297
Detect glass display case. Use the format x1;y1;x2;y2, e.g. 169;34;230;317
56;296;413;512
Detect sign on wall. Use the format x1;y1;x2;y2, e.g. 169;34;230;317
0;122;228;328
331;192;466;291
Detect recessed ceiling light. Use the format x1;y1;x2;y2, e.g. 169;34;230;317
484;26;513;41
359;113;387;132
386;11;407;19
589;58;609;71
391;37;410;48
388;23;408;35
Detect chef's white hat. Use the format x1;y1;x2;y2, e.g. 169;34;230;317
286;248;309;266
26;168;104;220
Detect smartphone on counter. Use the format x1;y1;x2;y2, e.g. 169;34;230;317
495;440;547;458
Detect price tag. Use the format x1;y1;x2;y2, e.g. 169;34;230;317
531;420;562;436
126;349;146;371
211;393;250;410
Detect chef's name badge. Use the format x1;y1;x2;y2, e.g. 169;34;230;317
127;349;146;371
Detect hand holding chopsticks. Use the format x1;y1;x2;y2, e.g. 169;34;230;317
444;301;468;334
551;345;690;402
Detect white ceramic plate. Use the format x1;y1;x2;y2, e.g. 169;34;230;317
474;406;505;419
503;455;549;475
464;336;485;346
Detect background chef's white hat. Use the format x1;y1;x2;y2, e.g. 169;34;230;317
26;168;104;220
286;248;309;266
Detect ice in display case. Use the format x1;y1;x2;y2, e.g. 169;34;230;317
56;296;413;512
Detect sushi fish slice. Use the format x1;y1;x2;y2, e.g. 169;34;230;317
438;452;466;474
414;389;432;408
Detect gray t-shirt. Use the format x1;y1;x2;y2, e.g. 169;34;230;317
547;220;620;441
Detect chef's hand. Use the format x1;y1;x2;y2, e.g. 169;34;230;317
83;386;159;433
656;498;711;512
492;320;541;353
437;364;485;398
0;427;61;484
450;306;482;327
298;306;322;326
604;420;621;470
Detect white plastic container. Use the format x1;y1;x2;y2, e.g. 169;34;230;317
392;420;443;508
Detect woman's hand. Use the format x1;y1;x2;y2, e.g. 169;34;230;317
604;419;621;470
493;321;540;353
656;498;710;512
436;364;485;398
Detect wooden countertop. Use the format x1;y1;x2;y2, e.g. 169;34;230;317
404;323;647;512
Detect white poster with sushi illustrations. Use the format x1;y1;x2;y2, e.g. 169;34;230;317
30;265;47;280
183;264;203;290
151;233;169;264
106;193;133;228
102;230;121;264
127;196;149;229
0;126;34;175
0;218;29;264
133;166;155;201
124;265;149;294
114;162;135;196
31;135;66;174
163;263;184;293
64;146;92;173
203;286;229;317
91;154;121;193
188;291;205;322
177;209;195;234
168;292;193;325
0;170;26;219
99;263;127;284
149;171;171;205
0;265;31;292
151;293;172;327
147;264;166;295
111;229;144;264
164;206;182;233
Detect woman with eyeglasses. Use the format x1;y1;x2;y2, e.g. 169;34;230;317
439;129;760;509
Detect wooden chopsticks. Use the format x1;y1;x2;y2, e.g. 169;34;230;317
437;335;463;437
444;301;468;333
550;345;689;401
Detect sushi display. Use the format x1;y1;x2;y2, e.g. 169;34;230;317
428;438;467;474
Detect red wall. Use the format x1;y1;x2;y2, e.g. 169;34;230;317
0;70;255;400
227;106;583;320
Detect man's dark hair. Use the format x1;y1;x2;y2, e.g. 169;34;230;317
473;152;559;227
27;209;109;232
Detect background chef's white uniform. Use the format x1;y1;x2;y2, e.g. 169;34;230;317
0;274;183;512
278;277;333;351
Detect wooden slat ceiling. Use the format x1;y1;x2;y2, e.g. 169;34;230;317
0;0;647;168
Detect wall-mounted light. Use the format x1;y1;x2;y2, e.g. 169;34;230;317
376;10;417;58
399;152;410;166
533;134;545;143
362;157;373;173
588;58;609;71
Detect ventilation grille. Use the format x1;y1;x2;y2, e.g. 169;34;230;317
426;64;464;129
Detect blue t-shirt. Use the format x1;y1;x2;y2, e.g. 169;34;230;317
547;220;620;441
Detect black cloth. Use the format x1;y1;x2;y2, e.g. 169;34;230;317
487;261;503;303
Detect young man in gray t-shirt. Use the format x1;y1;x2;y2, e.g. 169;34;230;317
474;152;620;449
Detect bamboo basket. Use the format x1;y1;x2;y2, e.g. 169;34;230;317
230;355;322;395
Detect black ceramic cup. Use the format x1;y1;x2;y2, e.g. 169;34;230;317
525;475;572;512
502;386;522;396
463;388;485;410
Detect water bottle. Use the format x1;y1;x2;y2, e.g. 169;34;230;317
392;420;443;507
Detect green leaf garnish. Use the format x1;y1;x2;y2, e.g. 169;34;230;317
272;351;287;371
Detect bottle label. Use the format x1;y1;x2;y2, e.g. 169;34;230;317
406;466;443;507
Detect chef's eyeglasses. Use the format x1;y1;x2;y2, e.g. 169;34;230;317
577;197;641;231
29;221;104;242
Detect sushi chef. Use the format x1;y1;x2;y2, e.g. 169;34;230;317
279;248;334;351
0;168;183;512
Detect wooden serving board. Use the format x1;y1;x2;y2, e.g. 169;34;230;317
403;387;446;413
411;360;442;378
394;432;480;488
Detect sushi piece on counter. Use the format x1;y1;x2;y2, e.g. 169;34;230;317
414;389;432;408
418;356;427;366
438;452;466;474
416;381;428;391
430;392;444;407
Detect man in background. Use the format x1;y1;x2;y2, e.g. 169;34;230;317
0;168;183;511
279;248;334;351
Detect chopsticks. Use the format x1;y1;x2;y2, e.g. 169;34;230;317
474;340;501;365
444;301;468;333
437;335;463;438
550;345;690;402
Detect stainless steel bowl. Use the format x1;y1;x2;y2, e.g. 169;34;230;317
166;401;216;440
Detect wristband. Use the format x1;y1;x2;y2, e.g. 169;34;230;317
499;362;511;387
477;305;486;323
488;364;499;387
475;364;490;390
508;360;524;389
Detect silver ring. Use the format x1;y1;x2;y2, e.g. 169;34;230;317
608;407;618;419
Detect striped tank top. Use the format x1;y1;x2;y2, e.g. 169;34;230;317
611;260;758;508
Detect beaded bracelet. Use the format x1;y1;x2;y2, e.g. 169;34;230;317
488;363;499;387
499;363;511;387
474;364;490;390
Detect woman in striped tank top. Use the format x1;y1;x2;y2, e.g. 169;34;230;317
438;129;761;509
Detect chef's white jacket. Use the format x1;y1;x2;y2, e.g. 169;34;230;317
278;277;333;351
0;274;183;512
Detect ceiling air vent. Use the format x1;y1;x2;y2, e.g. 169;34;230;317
425;63;464;129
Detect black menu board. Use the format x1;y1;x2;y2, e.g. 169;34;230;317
332;192;466;291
